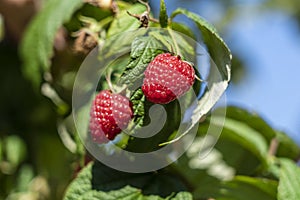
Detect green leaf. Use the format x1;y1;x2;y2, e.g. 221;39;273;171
215;106;276;141
79;186;142;200
194;176;277;200
218;176;278;200
107;3;146;37
5;135;27;168
64;161;190;200
148;31;173;53
20;0;83;88
76;98;93;142
171;192;192;200
15;165;34;192
169;30;195;61
174;136;276;199
79;3;113;22
214;106;300;160
64;163;93;200
276;131;300;160
170;22;195;40
126;99;181;152
173;153;222;199
148;30;195;61
101;28;146;59
196;115;269;174
214;138;262;175
171;9;231;80
159;0;168;28
76;188;192;200
212;116;269;166
0;14;4;42
102;2;150;58
161;9;231;145
278;158;300;200
119;36;164;86
130;88;146;128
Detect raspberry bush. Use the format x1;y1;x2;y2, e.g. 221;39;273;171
2;0;297;199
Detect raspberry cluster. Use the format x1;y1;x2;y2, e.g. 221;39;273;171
89;53;195;143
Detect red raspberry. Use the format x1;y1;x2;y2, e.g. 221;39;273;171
89;90;133;144
142;53;195;104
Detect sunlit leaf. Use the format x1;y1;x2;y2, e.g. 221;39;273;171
213;116;269;165
20;0;83;88
278;158;300;200
159;0;168;28
5;135;27;168
107;3;146;37
276;131;300;160
0;14;4;42
218;176;277;200
214;106;300;160
64;161;191;200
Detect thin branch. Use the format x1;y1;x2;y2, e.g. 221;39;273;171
168;28;181;56
126;11;140;20
268;138;279;157
137;0;150;13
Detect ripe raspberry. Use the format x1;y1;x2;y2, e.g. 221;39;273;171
142;53;195;104
89;90;133;144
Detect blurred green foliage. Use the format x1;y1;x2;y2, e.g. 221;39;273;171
0;42;74;199
1;0;300;199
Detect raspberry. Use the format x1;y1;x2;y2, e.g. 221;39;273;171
142;53;195;104
89;90;133;144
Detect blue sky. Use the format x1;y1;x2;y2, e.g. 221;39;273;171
151;0;300;144
227;11;300;144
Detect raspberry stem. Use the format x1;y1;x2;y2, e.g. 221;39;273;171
105;68;128;95
168;28;181;57
137;0;150;13
105;68;116;93
195;74;207;83
268;138;279;157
